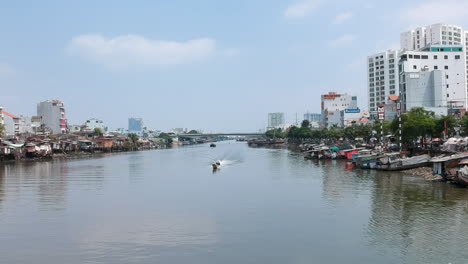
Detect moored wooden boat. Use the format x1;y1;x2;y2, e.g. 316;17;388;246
343;148;365;160
455;159;468;185
376;154;430;171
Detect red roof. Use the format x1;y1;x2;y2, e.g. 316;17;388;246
3;111;20;119
388;96;400;101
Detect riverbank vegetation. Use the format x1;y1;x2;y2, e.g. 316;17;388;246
266;107;468;146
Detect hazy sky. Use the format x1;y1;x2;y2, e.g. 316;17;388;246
1;0;468;132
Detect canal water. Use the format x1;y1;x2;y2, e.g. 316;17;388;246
1;141;468;264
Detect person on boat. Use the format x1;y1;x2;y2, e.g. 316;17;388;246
212;161;221;170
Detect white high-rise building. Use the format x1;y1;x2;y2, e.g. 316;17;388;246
367;50;400;112
401;24;464;51
37;100;68;134
84;118;107;132
401;23;468;110
368;23;468;118
267;113;285;129
399;45;467;115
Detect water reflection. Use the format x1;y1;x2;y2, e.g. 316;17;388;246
1;144;468;263
368;174;468;263
0;162;68;210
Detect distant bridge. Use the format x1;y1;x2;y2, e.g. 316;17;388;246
178;133;265;138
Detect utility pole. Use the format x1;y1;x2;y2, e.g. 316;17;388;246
397;100;402;152
377;105;385;147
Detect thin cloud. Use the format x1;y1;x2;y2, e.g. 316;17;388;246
330;34;356;47
67;34;219;68
0;63;15;77
400;0;468;25
284;0;323;19
333;11;354;25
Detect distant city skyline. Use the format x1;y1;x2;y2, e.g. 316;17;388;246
1;0;468;131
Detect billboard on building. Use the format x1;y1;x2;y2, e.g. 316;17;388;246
345;108;360;114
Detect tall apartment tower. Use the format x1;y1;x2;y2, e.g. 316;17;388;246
37;100;67;134
368;23;468;118
401;24;464;51
128;117;144;135
267;113;285;129
399;45;467;115
367;50;400;112
401;23;468;108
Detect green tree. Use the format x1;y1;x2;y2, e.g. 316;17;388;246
128;133;139;145
460;114;468;136
94;128;103;136
266;128;285;138
158;133;174;144
301;120;310;128
0;123;4;137
373;120;392;136
391;107;436;144
434;115;457;138
187;130;199;134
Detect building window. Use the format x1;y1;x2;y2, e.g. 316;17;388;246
409;54;413;58
434;66;438;70
455;55;461;59
413;65;417;70
445;66;449;70
444;55;448;59
422;55;428;59
434;55;438;59
414;55;421;59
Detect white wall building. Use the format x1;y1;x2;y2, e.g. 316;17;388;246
401;23;468;110
2;110;20;136
267;113;285;129
399;45;467;115
84;118;107;132
17;116;42;134
367;50;400;113
321;92;358;128
303;112;321;123
401;24;464;51
37;100;67;134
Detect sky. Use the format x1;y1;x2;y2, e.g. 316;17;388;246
1;0;468;132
